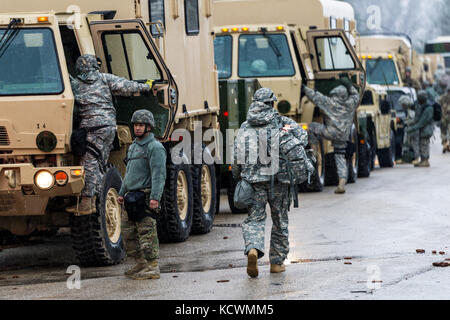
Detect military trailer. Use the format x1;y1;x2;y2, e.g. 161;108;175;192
212;0;366;207
0;0;220;266
358;34;419;166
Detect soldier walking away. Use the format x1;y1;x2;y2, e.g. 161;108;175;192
396;95;420;165
232;88;309;278
438;86;450;153
433;75;448;97
406;90;435;167
302;75;361;194
66;54;153;215
403;67;422;92
117;110;167;280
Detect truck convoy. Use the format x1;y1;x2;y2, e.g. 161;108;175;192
358;34;420;165
212;0;367;208
0;0;220;266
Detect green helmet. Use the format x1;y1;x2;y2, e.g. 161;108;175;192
131;109;155;128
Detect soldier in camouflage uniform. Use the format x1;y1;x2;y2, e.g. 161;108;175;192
118;110;167;280
403;67;422;92
406;90;435;167
397;95;420;164
232;88;308;278
438;85;450;153
302;77;360;194
67;55;153;215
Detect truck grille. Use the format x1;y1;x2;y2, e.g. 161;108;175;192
0;194;15;212
0;126;10;146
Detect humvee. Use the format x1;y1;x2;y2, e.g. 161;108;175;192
0;0;220;266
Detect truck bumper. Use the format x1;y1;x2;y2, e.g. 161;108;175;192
0;164;84;216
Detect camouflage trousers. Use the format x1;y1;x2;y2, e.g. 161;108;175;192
242;182;290;265
402;130;420;159
308;122;348;180
418;136;431;160
440;113;450;145
122;215;159;262
80;126;116;197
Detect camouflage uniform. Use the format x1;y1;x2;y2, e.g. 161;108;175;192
70;55;151;200
438;87;450;150
407;91;435;164
232;88;308;268
403;67;422;93
398;95;419;161
120;110;167;279
303;80;360;181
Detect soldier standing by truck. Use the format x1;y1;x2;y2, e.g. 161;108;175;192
117;110;167;280
403;66;422;92
406;91;435;167
397;95;420;164
66;55;153;215
438;86;450;153
302;77;361;194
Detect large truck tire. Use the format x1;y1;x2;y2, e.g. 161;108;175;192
70;166;125;267
227;174;248;214
377;129;396;168
358;133;372;178
157;162;194;243
191;163;216;235
299;142;324;192
347;126;358;184
324;152;339;186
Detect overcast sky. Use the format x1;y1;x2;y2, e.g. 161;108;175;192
341;0;450;52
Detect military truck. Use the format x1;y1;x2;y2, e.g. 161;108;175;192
0;0;220;266
212;0;366;208
358;34;419;166
424;36;450;81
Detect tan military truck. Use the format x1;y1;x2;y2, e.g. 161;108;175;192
0;0;220;265
359;34;419;167
213;0;366;201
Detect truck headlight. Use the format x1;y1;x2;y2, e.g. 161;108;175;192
34;170;55;190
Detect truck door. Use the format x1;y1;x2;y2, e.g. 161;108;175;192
306;29;366;99
89;20;178;140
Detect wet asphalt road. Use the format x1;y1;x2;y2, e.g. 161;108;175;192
0;132;449;300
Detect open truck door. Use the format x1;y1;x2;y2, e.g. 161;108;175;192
89;19;178;140
306;29;366;101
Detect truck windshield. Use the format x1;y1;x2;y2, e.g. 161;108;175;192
0;28;63;95
238;34;295;77
214;35;232;79
366;59;400;85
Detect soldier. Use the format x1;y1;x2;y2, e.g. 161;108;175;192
403;67;422;92
232;88;308;278
422;80;437;103
406;90;435;167
433;75;448;97
396;95;420;165
434;64;446;84
66;54;153;215
117;110;167;280
438;86;450;153
302;76;360;194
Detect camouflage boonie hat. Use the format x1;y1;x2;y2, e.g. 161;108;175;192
253;88;278;103
330;85;348;101
398;95;413;108
131;109;155;128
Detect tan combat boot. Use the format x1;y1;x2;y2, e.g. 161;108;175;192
247;248;259;278
124;257;147;277
129;259;160;280
411;158;420;165
396;159;405;164
334;178;346;194
65;198;79;213
415;159;430;167
270;264;286;273
66;197;94;215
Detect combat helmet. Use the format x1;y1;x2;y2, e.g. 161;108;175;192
417;90;428;104
398;95;413;108
253;88;278;103
131;109;155;128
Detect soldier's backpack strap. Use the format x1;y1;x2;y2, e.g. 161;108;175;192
124;141;151;164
